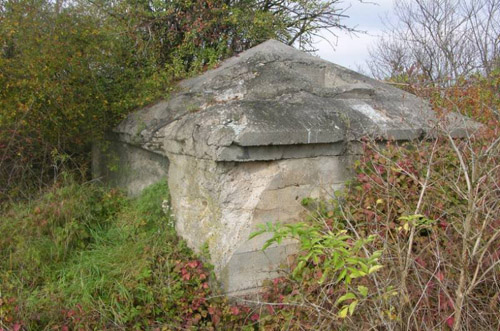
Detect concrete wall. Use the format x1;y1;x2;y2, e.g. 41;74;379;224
167;152;355;294
93;137;358;294
92;139;169;196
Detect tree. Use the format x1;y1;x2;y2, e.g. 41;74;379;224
1;0;361;200
367;0;500;84
89;0;358;72
0;0;158;199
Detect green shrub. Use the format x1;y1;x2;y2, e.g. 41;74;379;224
0;179;259;329
248;70;500;330
251;221;383;319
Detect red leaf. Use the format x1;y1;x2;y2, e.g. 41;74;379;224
187;261;199;269
266;305;275;314
446;316;454;328
439;221;449;229
436;271;445;282
415;257;427;268
13;324;21;331
212;314;220;325
250;313;259;322
230;306;240;316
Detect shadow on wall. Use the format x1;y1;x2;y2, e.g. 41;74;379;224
92;136;169;196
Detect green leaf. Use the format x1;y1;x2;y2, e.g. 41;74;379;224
262;239;275;250
349;268;367;278
368;265;383;274
336;269;347;283
319;268;330;284
336;292;356;305
338;306;349;319
348;300;358;315
358;261;369;274
312;254;320;265
292;260;306;278
248;228;266;239
335;258;345;270
358;285;368;297
345;275;352;285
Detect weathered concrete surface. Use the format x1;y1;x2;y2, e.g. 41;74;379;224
114;40;476;161
94;39;478;294
166;152;351;293
92;137;168;196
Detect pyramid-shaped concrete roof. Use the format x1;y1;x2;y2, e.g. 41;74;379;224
114;40;476;161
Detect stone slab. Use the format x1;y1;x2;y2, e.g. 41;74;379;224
112;40;478;162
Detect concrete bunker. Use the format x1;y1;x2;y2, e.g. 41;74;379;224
93;40;475;295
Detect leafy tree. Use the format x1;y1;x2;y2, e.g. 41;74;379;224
0;0;167;199
90;0;357;73
0;0;359;200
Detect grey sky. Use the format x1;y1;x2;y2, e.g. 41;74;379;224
315;0;394;71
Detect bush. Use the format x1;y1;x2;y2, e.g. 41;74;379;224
0;0;360;202
0;0;173;201
0;179;262;329
252;72;500;330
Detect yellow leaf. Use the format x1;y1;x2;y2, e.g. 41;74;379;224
358;285;368;297
368;265;383;274
348;300;358;315
338;306;349;319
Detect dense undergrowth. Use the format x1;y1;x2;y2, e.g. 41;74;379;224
0;179;265;330
1;72;499;330
0;0;347;202
245;71;500;330
1;71;499;330
255;136;499;330
2;1;499;329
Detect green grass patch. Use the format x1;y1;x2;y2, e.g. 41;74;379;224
0;178;253;330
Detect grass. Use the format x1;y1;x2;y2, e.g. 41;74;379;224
2;69;498;330
0;177;253;330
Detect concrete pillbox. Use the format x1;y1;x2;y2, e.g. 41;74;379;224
93;40;476;295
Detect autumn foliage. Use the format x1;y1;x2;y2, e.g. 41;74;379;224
247;70;500;330
0;0;353;201
1;0;499;329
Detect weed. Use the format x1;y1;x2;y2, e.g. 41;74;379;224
0;178;256;329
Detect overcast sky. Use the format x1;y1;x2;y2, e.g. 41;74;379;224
314;0;394;71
